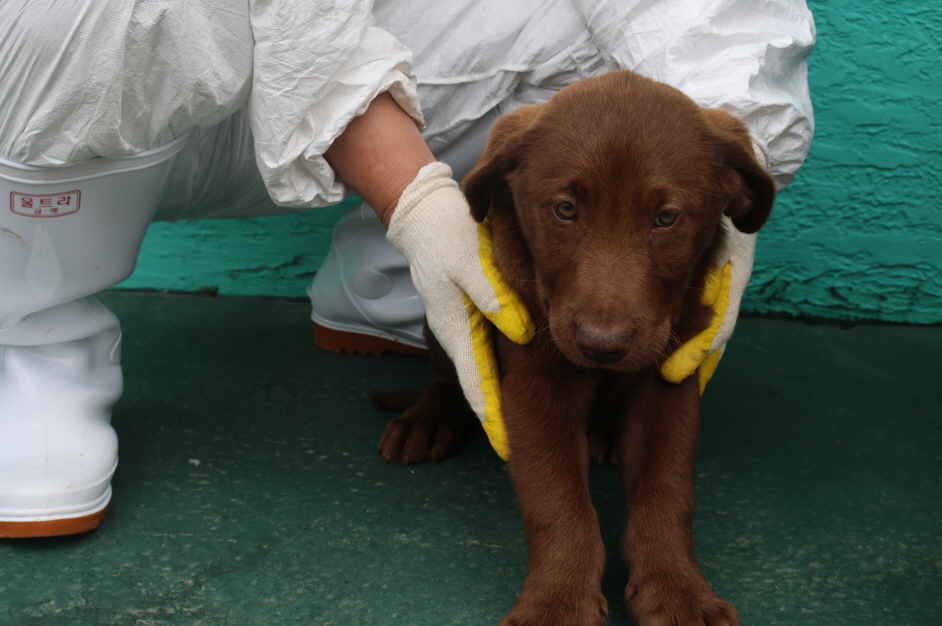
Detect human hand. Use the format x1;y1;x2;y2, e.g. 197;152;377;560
659;222;756;393
385;162;534;458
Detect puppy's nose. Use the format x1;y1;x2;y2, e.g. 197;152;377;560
574;325;630;364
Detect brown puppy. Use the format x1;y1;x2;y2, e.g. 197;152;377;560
380;70;775;626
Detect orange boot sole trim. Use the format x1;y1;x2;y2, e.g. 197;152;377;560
313;322;428;357
0;507;108;538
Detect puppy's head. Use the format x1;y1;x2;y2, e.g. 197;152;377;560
464;71;775;372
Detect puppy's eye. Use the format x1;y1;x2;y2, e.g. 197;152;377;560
654;210;679;228
554;202;577;221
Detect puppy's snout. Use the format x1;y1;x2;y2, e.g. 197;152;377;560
574;325;631;364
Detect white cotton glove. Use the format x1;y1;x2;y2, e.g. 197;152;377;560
386;162;534;460
660;140;766;392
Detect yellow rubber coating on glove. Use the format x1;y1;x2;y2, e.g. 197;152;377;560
697;349;723;394
461;218;535;461
659;261;732;391
700;258;726;309
476;220;536;346
465;295;511;461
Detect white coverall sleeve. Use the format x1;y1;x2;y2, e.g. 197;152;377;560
0;0;423;214
247;0;424;209
572;0;816;190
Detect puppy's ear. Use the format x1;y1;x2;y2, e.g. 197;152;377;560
704;109;777;234
462;104;542;222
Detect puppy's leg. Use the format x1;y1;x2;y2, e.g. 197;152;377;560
379;324;476;464
499;346;608;626
620;373;738;626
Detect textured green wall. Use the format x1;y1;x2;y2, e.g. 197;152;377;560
745;0;942;324
120;201;353;298
118;0;942;324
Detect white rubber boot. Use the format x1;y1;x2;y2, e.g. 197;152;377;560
309;203;427;354
0;135;187;537
308;110;498;355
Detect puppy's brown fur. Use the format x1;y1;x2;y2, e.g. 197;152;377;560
379;71;775;626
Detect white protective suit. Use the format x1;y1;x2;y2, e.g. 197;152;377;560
0;0;815;217
385;0;815;190
0;0;815;535
0;0;424;219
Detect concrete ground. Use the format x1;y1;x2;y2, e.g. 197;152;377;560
1;291;939;625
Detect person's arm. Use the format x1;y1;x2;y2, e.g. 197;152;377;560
324;93;534;436
324;92;434;228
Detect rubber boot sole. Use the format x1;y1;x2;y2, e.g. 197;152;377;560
313;322;428;357
0;507;108;538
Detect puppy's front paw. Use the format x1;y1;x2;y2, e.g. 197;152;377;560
500;591;608;626
626;573;738;626
378;403;471;464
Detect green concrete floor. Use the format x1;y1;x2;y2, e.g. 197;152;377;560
1;291;939;625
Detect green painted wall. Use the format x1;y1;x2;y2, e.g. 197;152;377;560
118;0;942;324
745;0;942;324
119;201;353;299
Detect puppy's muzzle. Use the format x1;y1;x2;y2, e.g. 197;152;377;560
574;325;631;364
